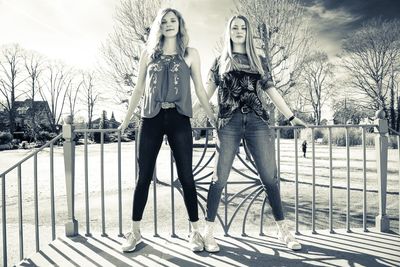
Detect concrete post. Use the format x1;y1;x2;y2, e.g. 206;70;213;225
374;110;390;232
63;115;78;236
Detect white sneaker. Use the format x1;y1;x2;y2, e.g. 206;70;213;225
277;223;301;251
121;231;142;252
203;233;220;253
188;231;204;252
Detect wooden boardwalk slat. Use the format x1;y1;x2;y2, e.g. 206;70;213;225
19;229;400;267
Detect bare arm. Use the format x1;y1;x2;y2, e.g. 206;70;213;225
263;86;307;127
119;50;148;131
189;48;217;125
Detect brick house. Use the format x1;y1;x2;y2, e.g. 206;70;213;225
0;99;52;133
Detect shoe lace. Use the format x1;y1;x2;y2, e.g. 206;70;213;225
124;231;139;242
279;224;297;244
190;231;202;243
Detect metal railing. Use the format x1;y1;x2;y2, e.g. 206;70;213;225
388;126;400;234
1;110;399;266
61;111;398;239
1;134;63;266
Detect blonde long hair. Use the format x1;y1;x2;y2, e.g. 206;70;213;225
219;15;264;76
146;8;189;60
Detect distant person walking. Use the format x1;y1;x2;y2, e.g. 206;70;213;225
302;140;307;158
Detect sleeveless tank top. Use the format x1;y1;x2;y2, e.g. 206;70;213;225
141;54;192;118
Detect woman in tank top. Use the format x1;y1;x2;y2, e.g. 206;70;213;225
119;8;216;253
200;15;307;253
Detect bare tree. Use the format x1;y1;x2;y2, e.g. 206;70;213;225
66;71;83;118
80;71;102;129
236;0;311;94
298;51;335;125
388;63;399;130
342;18;400;125
23;50;44;139
39;61;71;132
397;86;400;131
99;0;161;106
0;44;27;134
235;0;312;123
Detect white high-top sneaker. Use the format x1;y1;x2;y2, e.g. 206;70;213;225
188;221;204;252
203;221;220;253
276;220;302;251
121;220;142;252
121;231;142;252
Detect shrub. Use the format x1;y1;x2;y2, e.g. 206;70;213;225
0;132;13;145
37;131;57;142
365;133;375;147
359;132;397;148
93;131;110;143
389;135;398;149
301;128;326;142
322;128;362;146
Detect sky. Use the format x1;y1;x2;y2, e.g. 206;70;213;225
0;0;399;120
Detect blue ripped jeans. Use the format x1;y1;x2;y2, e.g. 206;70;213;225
206;110;284;222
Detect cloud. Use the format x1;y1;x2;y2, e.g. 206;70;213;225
299;0;400;60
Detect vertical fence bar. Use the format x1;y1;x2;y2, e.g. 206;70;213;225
34;154;39;252
50;143;55;241
328;128;334;233
362;128;367;232
118;131;123;237
170;150;177;237
311;128;316;234
277;129;281;185
398;135;400;234
100;132;106;236
294;129;299;234
153;166;159;237
2;174;7;267
84;132;90;236
17;165;24;260
224;185;228;236
346;127;351;232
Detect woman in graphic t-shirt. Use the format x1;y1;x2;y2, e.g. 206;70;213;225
200;15;307;253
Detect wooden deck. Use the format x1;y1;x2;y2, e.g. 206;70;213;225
19;228;400;267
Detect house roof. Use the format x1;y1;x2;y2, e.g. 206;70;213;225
14;99;50;111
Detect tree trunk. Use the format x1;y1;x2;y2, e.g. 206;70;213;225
397;95;400;132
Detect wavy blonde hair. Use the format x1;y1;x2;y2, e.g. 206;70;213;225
219;15;264;76
146;8;189;60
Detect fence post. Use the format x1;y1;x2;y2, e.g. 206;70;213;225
63;115;78;236
374;110;390;232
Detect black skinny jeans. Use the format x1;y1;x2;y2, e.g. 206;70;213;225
132;108;199;222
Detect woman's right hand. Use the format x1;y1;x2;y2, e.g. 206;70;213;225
290;117;308;127
208;116;218;129
118;121;129;133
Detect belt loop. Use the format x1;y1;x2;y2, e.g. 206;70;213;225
240;106;251;114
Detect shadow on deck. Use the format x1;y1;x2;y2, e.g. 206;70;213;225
19;229;400;266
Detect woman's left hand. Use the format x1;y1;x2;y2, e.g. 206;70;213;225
290;117;308;127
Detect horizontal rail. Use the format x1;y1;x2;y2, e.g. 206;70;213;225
0;134;63;177
389;127;400;135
